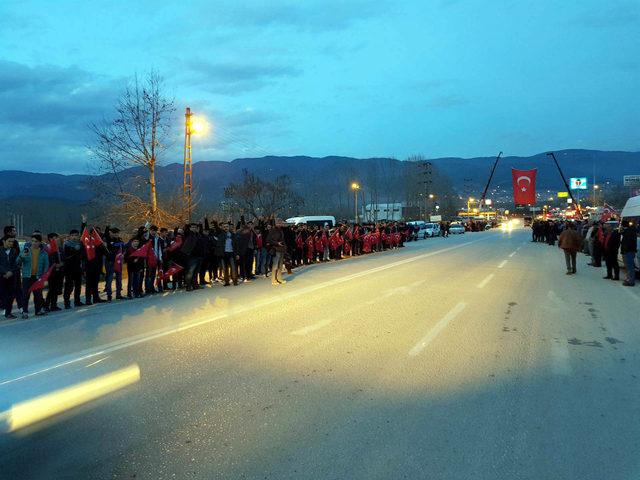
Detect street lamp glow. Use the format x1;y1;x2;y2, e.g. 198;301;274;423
428;194;434;199
351;182;360;190
189;116;209;135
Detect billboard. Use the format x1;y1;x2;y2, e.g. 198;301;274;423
569;177;587;190
557;191;569;198
623;175;640;187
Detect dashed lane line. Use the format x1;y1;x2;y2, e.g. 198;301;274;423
409;302;467;356
498;260;508;268
477;273;495;289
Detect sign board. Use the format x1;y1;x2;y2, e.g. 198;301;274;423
557;191;569;198
567;198;573;203
570;177;587;190
430;215;442;222
484;199;492;206
623;175;640;187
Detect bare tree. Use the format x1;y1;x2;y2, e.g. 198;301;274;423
225;169;304;219
90;72;175;223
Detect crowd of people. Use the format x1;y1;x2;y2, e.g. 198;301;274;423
531;219;638;285
0;217;428;320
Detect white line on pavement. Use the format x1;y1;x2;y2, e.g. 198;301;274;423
290;318;334;336
477;274;495;289
508;251;517;258
550;341;572;376
1;237;491;386
409;302;467;356
498;260;508;268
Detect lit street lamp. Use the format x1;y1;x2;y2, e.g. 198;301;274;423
351;182;360;224
467;197;474;215
183;107;208;222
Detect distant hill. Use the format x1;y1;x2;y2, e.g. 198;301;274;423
1;150;636;204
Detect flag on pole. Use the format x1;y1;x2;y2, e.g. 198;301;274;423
130;242;150;258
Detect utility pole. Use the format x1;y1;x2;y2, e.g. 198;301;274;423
183;107;193;222
547;152;580;213
420;161;432;220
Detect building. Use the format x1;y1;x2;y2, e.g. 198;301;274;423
362;202;419;222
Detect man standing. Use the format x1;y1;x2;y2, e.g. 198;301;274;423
63;229;84;308
602;223;621;281
215;223;239;286
558;222;583;275
621;220;638;287
266;219;287;285
18;234;49;318
45;233;64;311
1;237;20;319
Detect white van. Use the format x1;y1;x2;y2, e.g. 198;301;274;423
285;216;336;227
620;195;640;275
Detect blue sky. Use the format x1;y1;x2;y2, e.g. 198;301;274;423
0;0;638;174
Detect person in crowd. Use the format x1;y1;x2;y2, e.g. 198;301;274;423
125;237;144;298
266;219;287;285
104;226;126;301
558;222;582;275
216;222;239;286
145;225;165;294
84;226;107;305
18;234;49;318
602;222;621;281
63;228;84;309
180;223;204;292
237;222;256;282
45;233;64;311
1;237;21;319
589;222;604;267
621;220;638;287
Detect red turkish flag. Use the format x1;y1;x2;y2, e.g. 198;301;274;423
114;248;124;273
28;265;55;293
147;241;157;269
91;229;103;247
161;262;184;281
45;238;58;255
130;242;150;258
512;168;537;205
80;228;96;261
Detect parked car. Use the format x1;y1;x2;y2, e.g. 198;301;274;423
424;223;441;238
620;195;640;277
449;223;465;234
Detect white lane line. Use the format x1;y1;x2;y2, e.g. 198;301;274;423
508;251;517;258
85;357;109;368
551;341;572;376
409;302;467;356
1;237;491;386
477;273;495;289
291;318;334;336
498;260;508;269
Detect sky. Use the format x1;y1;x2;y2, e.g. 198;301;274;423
0;0;638;174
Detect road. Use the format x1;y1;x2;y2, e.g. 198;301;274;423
1;226;639;480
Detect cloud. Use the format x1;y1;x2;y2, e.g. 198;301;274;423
183;60;302;94
0;60;124;172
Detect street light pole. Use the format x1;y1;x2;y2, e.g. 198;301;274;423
351;182;360;224
184;107;193;223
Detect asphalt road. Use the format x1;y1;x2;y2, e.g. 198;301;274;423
1;227;639;480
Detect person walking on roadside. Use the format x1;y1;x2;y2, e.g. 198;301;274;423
558;222;582;275
266;219;287;285
602;223;621;281
620;220;638;287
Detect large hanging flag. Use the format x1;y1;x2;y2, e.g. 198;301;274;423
512;168;537;205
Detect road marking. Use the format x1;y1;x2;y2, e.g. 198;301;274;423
551;341;572;376
477;273;495;289
508;251;517;258
409;302;467;356
85;357;109;368
291;318;334;336
498;260;508;268
1;237;491;386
